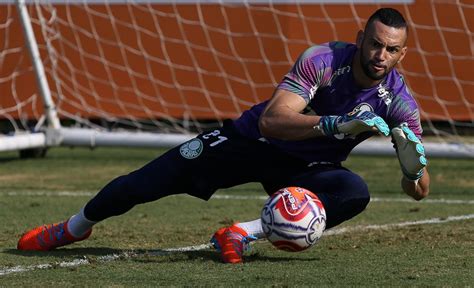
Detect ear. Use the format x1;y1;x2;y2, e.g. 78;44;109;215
398;46;408;64
356;30;364;48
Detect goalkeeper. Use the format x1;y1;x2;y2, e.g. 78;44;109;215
18;8;430;264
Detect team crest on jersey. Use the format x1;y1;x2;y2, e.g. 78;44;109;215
179;138;203;159
336;103;374;140
351;103;374;114
346;103;373;117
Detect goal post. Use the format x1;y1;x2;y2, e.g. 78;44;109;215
1;0;472;158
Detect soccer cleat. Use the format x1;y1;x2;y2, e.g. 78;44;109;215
210;224;256;264
17;220;91;251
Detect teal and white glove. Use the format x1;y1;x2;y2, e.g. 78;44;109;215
319;110;390;139
392;123;427;181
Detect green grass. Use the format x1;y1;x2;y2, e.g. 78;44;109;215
0;147;473;287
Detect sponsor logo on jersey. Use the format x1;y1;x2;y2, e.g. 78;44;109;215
309;85;318;99
179;138;203;159
377;83;393;106
309;65;350;99
328;65;351;85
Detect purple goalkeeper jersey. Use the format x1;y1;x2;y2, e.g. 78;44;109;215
233;41;422;163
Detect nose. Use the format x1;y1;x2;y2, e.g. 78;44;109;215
374;48;387;62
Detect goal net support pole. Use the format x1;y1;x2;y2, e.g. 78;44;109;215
17;0;61;131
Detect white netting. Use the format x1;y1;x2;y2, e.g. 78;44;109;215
1;1;473;147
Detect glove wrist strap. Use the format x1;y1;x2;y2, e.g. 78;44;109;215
313;120;325;136
403;175;420;186
318;115;338;138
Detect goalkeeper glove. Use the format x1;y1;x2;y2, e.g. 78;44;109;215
392;123;427;181
318;110;390;139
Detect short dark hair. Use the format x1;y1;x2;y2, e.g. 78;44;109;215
366;8;408;34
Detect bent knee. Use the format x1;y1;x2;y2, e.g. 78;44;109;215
324;183;370;229
351;194;370;215
351;181;370;213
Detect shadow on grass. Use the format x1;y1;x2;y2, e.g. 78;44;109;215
132;250;321;264
0;156;21;163
3;247;321;264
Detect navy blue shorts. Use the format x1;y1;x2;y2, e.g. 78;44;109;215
85;121;370;229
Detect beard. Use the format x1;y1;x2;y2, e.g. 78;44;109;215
359;48;390;81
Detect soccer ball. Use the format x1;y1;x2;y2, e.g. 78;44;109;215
261;187;326;252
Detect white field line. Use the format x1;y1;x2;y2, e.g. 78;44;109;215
213;195;474;205
324;214;474;236
0;244;211;276
1;214;473;276
2;190;474;205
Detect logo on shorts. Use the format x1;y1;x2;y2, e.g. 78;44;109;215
179;138;203;159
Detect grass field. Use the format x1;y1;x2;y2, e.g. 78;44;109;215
0;147;473;287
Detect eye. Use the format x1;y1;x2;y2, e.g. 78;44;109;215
387;47;400;54
372;40;383;48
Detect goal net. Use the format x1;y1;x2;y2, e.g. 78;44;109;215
1;0;472;157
